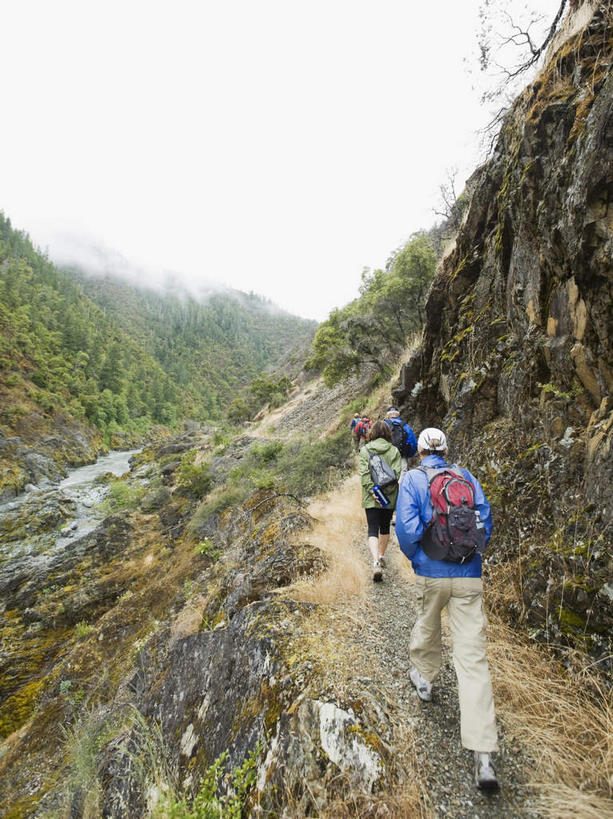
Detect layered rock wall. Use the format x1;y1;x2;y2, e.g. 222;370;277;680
393;2;612;659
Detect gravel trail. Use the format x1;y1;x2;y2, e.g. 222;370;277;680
353;535;541;819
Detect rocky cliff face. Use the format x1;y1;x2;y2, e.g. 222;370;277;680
393;2;612;663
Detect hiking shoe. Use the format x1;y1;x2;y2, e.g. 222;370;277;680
372;561;383;582
474;752;499;791
378;555;386;568
409;666;432;701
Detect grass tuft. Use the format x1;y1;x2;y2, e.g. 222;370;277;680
488;617;613;815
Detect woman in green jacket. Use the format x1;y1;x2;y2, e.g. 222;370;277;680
359;419;402;581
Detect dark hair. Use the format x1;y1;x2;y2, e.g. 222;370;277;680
367;420;391;443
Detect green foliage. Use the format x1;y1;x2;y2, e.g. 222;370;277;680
154;743;262;819
101;480;146;514
176;452;213;497
194;538;221;559
233;429;353;497
69;265;315;421
229;374;294;423
251;440;283;463
307;233;436;386
189;486;249;532
74;622;93;639
0;212;189;438
0;211;315;442
212;431;233;449
278;429;354;496
227;396;251;423
190;429;353;537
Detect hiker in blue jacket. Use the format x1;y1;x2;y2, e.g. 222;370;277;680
350;413;361;451
383;406;417;475
395;427;499;791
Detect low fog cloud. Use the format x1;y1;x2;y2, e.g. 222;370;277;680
44;230;303;318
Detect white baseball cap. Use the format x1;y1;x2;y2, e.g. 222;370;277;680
417;427;447;451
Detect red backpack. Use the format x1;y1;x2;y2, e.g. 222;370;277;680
355;418;372;440
419;466;486;563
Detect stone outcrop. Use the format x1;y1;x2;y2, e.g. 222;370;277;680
93;489;388;816
0;428;391;816
393;3;612;661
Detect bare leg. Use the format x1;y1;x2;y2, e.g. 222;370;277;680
368;536;380;563
378;533;390;559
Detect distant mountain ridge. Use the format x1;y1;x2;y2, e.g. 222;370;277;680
63;263;316;420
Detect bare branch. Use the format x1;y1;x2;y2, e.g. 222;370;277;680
505;0;569;79
479;0;569;87
238;493;306;520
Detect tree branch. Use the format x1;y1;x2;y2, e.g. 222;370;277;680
238;492;306;520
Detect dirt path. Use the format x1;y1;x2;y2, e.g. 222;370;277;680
304;470;542;818
352;534;542;818
258;388;543;816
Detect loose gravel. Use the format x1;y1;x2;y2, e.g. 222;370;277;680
352;536;542;819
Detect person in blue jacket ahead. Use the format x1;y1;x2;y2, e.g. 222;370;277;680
395;426;499;792
383;406;417;474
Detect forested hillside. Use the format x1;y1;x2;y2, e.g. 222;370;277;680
0;214;192;442
0;213;315;496
67;267;316;420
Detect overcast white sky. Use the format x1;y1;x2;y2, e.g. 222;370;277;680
2;0;561;320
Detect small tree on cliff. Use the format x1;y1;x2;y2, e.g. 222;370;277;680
307;234;436;387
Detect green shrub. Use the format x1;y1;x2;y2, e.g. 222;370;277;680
194;538;222;559
153;742;261;819
75;622;93;639
176;452;213;497
250;440;283;463
212;431;233;452
102;480;146;514
278;429;353;496
188;486;248;534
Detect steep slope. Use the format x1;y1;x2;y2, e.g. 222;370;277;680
66;267;317;420
3;370;610;817
392;2;612;663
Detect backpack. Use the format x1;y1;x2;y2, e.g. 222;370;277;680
419;466;486;563
389;418;410;457
356;418;372;440
367;447;397;488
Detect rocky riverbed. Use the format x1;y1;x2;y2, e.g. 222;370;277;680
0;449;140;562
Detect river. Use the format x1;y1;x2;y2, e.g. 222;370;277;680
0;448;142;562
57;448;142;541
59;448;141;490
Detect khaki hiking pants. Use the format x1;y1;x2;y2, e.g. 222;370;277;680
410;575;499;753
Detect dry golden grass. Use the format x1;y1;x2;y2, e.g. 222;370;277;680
286;464;613;816
168;594;208;646
288;473;369;605
487;616;613;818
281;474;428;818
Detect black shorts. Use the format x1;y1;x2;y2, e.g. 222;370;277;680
365;507;394;537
